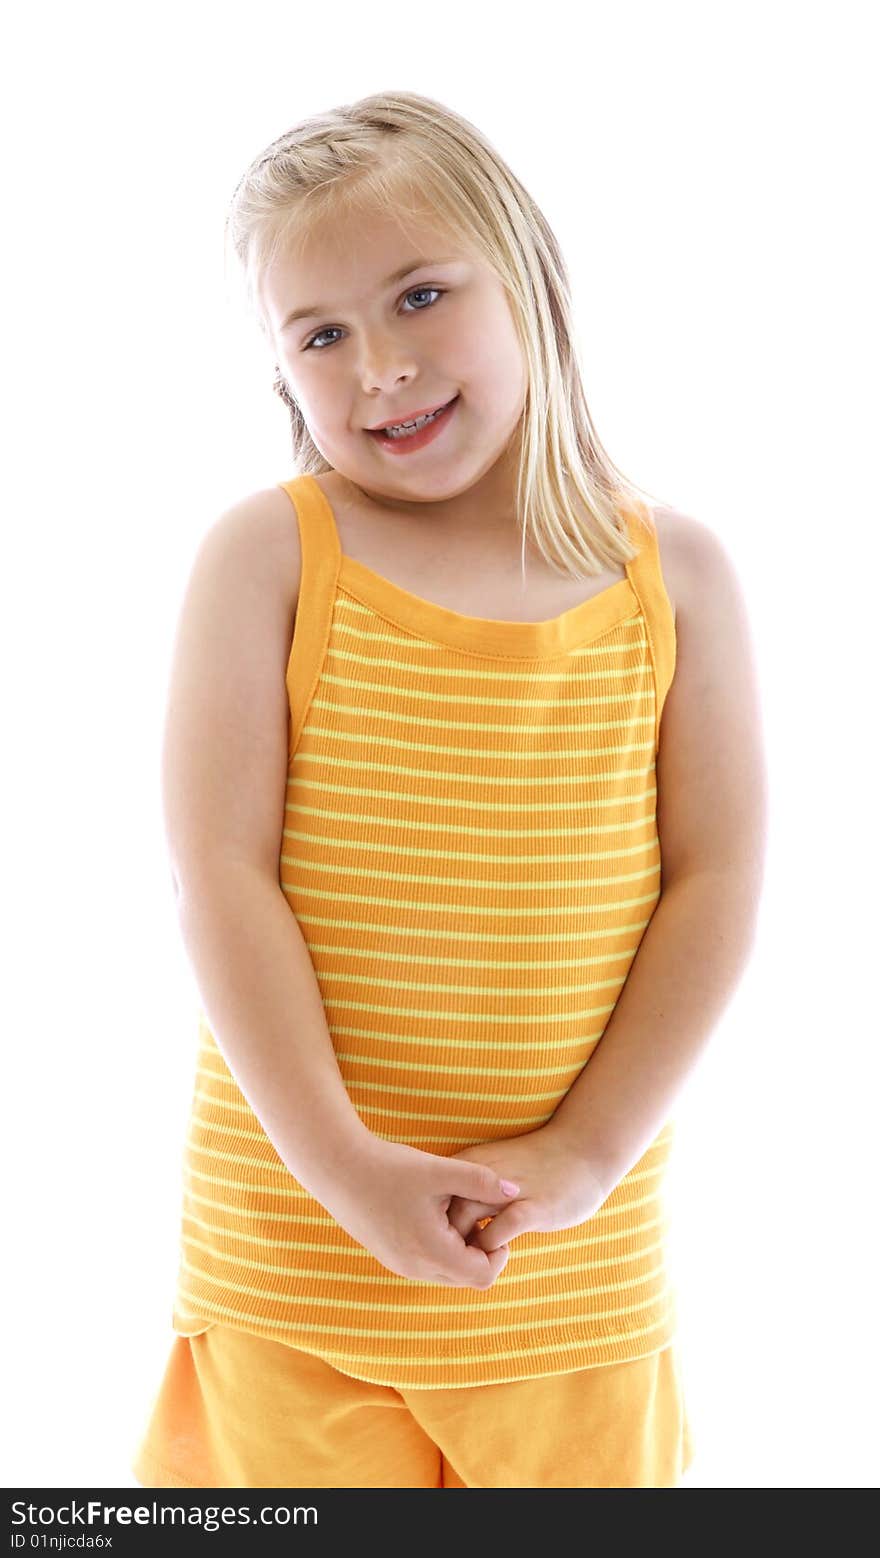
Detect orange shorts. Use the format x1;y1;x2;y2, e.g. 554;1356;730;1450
132;1324;696;1489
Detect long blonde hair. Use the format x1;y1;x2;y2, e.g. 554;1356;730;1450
224;89;665;578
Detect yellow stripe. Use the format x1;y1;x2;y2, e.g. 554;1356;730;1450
174;1284;672;1340
285;806;657;843
297;728;656;760
290;756;657;789
315;676;652;708
172;1298;674;1374
178;1250;668;1308
283;885;660;916
193;1093;557;1131
180;1207;670;1264
282;855;660;887
279;944;645;970
179;1179;671;1240
290;906;658;935
178;1187;669;1248
313;969;646;996
330;624;649;660
317;1006;623;1033
290;779;659;812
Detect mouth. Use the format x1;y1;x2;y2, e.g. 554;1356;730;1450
366;395;458;432
365;394;460;453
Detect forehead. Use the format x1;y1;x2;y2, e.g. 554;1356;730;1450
283;205;462;273
259;203;477;323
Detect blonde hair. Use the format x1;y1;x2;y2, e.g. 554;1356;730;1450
224;89;666;578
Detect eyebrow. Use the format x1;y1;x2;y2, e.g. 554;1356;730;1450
279;257;459;331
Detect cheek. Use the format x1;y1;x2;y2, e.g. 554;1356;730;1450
453;307;526;398
446;334;514;394
485;342;528;416
293;381;344;436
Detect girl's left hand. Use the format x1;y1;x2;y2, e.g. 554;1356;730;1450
444;1125;608;1252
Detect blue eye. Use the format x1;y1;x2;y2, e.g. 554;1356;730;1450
303;286;445;351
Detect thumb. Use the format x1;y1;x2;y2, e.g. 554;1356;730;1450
450;1160;520;1205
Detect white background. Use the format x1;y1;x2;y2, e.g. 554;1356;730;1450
3;0;877;1491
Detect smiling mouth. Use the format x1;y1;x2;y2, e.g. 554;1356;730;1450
367;395;459;436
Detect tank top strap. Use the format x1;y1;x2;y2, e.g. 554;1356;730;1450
277;474;343;762
619;495;677;747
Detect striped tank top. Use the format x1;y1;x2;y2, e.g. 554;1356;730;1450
172;472;679;1389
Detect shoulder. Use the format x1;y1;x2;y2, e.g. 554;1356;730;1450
647;502;744;624
200;483;301;623
648;503;767;885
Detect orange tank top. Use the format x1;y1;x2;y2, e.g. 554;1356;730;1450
171;472;680;1388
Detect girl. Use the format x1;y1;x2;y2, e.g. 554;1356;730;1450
132;89;766;1490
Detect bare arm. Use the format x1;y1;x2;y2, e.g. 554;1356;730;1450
420;510;769;1255
176;863;377;1204
545;511;768;1192
162;489;519;1286
162;489;374;1202
544;870;759;1195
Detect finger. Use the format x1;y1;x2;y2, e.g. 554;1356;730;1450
483;1244;511;1283
429;1246;508;1287
446;1160;520;1207
447;1230;511;1288
464;1216;495;1244
467;1206;522;1253
446;1197;499;1239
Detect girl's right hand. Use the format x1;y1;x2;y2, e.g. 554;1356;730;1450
319;1136;520;1289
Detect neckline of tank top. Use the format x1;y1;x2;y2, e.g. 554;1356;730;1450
299;472;645;659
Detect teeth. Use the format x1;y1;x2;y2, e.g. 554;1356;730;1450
383;404;446;438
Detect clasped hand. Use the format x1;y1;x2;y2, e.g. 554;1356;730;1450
446;1123;608;1252
320;1122;608;1291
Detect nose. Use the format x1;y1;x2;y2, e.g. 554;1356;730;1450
356;328;418;396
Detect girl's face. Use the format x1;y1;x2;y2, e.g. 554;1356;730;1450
260;209;529;516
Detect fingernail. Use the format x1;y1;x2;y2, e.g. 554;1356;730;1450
500;1179;520;1195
